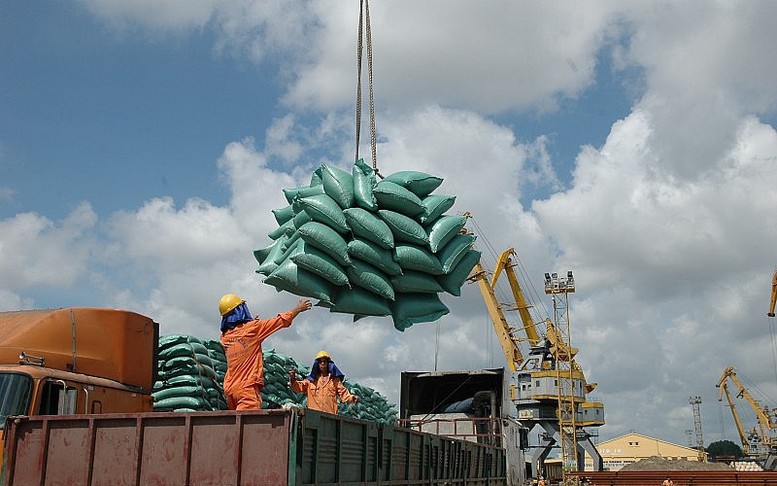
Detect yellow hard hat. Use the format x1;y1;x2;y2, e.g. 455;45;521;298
315;350;331;360
219;293;244;316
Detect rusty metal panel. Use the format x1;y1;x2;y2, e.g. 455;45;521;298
89;417;142;486
3;418;45;485
236;412;292;485
136;415;190;485
3;410;295;486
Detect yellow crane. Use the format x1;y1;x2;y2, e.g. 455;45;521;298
716;366;777;469
469;247;604;480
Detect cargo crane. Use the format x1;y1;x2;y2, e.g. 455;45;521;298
469;247;604;480
716;366;777;469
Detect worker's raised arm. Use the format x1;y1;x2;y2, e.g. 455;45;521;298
290;299;313;318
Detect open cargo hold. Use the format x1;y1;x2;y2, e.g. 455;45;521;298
0;308;158;391
1;409;507;486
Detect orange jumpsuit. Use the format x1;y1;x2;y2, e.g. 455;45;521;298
291;374;356;414
220;311;293;410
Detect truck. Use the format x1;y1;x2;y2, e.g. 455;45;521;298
0;308;159;459
0;308;527;485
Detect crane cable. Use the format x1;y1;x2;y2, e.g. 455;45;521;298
467;214;552;326
769;268;777;385
769;314;777;387
354;0;380;176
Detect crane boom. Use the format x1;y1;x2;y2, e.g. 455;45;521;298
716;366;777;464
717;373;752;453
490;248;542;346
724;367;775;437
471;258;524;372
769;269;777;317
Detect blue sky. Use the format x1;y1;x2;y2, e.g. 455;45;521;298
3;0;777;453
2;2;275;218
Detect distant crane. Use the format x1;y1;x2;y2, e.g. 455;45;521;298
690;396;705;461
716;366;777;469
469;247;604;480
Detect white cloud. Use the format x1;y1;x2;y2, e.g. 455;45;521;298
0;202;97;290
535;111;777;297
0;290;30;310
614;2;777;178
285;1;622;114
80;1;620;115
81;0;220;31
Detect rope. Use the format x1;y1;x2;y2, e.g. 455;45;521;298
434;320;440;371
769;314;777;386
354;0;380;175
354;2;363;163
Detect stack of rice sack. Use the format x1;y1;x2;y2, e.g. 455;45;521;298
259;350;396;424
201;338;228;385
153;334;227;412
154;336;397;422
339;382;397;424
254;159;482;331
259;349;309;408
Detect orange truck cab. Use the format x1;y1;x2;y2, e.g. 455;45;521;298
0;308;159;456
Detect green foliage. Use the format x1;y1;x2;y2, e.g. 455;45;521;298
706;439;744;459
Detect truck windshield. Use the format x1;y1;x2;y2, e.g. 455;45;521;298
0;372;33;428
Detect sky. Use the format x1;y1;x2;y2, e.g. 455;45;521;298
3;0;777;453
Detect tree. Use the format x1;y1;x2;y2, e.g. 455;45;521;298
706;440;744;460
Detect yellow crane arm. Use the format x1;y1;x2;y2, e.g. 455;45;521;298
717;370;751;453
491;248;542;345
769;269;777;317
475;247;588;383
471;260;523;372
719;366;775;445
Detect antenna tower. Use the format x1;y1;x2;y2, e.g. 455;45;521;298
690;396;705;461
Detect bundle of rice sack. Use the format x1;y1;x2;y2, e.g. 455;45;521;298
256;160;481;331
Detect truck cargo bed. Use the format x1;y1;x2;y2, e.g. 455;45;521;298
2;409;507;486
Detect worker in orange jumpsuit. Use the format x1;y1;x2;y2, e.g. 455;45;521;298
219;293;312;410
289;350;358;414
